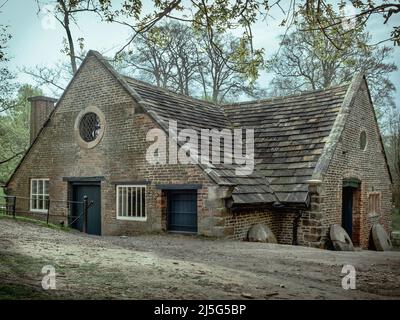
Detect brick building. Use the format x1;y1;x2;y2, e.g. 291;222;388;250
5;50;392;249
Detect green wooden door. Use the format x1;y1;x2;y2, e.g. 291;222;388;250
168;190;197;233
72;184;101;235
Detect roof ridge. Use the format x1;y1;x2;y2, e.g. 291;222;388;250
311;73;364;180
223;83;350;107
88;50;349;110
123;75;221;108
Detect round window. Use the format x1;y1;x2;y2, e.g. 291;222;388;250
79;112;101;142
74;106;106;149
360;130;367;150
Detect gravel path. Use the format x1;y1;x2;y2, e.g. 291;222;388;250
0;218;399;299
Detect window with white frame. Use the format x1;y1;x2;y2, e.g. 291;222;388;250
30;179;49;212
368;192;381;216
116;185;146;220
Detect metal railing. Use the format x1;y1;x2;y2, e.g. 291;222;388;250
0;195;16;218
0;194;91;230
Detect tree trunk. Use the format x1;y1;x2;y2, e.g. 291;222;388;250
59;0;77;74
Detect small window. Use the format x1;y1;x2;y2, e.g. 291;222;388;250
30;179;49;212
360;130;367;150
116;185;146;220
368;192;380;216
74;106;106;149
79;112;101;142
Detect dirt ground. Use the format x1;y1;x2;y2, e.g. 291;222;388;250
0;218;399;300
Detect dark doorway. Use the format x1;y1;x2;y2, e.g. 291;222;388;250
342;187;354;238
167;190;197;233
71;183;101;235
341;178;361;243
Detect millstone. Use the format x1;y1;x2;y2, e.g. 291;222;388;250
371;224;392;251
329;224;354;251
247;224;277;243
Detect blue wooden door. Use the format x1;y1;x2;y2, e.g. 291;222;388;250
342;187;353;238
168;190;197;233
72;184;101;235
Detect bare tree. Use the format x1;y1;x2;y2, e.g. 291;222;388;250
119;22;264;103
103;0;270;79
119;23;202;96
197;32;264;103
22;59;77;96
25;1;399;80
269;23;397;126
100;1;399;72
165;24;199;96
35;0;104;73
118;29;177;90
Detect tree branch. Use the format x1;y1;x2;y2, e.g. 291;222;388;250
0;151;25;165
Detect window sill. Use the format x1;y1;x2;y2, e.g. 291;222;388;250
117;216;147;222
29;210;48;214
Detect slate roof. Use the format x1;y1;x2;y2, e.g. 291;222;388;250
222;86;349;204
123;76;277;204
6;50;357;208
122;74;349;206
124;77;230;131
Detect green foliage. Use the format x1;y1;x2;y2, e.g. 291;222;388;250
0;24;16;114
106;1;271;80
100;0;400;73
301;1;400;47
0;85;42;184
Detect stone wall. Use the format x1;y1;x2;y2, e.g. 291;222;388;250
310;80;392;249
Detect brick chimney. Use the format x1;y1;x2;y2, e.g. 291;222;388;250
28;96;57;143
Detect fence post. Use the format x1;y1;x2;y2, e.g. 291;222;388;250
46;198;51;225
12;196;16;219
83;195;88;233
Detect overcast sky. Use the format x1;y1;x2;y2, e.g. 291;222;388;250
1;0;399;107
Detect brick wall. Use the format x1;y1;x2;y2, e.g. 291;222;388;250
307;80;392;249
6;55;221;236
6;56;391;249
224;208;297;244
28;97;57;144
6;54;296;243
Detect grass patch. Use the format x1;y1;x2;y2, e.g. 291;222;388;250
0;283;55;300
0;252;59;300
393;208;400;232
0;250;135;299
0;214;73;232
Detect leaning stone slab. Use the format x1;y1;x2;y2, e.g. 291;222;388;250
329;224;354;251
247;224;277;243
371;224;392;251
